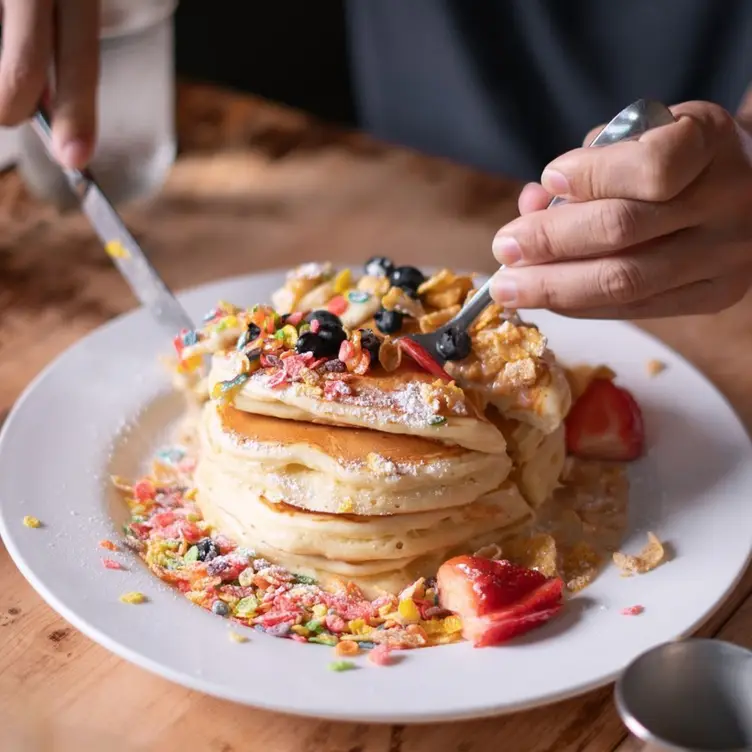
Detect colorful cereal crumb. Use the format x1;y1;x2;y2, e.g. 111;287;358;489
102;558;125;570
105;239;130;259
229;632;249;644
99;539;118;551
620;605;645;616
335;640;360;657
119;591;147;605
22;516;41;528
133;479;156;501
646;359;667;377
368;644;394;666
113;457;464;654
328;660;357;672
398;597;421;624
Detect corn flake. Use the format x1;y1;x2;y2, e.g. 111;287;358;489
378;336;402;372
562;542;602;592
613;532;665;576
419;305;461;333
382;286;425;318
502;533;558;577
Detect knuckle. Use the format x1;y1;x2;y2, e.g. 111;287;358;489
0;60;45;124
597;200;640;248
533;272;563;309
529;220;562;264
596;257;646;303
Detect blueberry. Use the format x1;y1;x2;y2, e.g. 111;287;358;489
359;328;381;362
196;537;219;562
364;256;395;278
389;265;426;292
436;327;472;361
212;600;230;617
295;332;327;358
374;309;404;335
305;310;342;327
317;323;348;353
296;325;346;358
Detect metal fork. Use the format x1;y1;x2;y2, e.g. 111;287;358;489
404;99;676;364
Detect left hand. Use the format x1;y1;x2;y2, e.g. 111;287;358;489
489;101;752;318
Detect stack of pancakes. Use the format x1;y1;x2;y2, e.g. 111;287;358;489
186;265;572;597
194;361;555;596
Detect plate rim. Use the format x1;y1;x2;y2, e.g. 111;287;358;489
1;268;751;723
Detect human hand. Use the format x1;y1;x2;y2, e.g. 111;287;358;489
0;0;99;168
490;102;752;318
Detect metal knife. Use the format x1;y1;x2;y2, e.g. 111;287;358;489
29;106;195;335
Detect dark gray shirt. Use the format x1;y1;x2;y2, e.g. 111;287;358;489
347;0;752;180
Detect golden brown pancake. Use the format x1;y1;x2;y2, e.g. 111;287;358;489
208;356;508;454
198;403;513;515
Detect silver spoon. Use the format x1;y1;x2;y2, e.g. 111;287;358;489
405;98;676;363
615;638;752;751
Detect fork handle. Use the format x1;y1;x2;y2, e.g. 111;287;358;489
446;279;494;330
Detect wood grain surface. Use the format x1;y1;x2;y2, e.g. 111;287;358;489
0;83;750;752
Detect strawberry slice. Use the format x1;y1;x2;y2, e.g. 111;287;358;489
398;338;453;381
436;556;564;647
565;377;645;461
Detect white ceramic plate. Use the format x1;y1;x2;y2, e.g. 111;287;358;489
1;270;751;723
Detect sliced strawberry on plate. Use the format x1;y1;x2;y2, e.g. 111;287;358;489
565;377;645;461
436;556;564;647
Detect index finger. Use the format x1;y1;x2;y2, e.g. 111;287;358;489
0;0;54;125
541;104;715;203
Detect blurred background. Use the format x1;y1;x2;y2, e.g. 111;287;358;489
175;1;356;126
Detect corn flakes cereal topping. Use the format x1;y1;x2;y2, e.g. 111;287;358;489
613;532;665;576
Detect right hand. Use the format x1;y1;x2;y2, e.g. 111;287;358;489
0;0;100;168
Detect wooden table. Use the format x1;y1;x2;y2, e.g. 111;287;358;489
1;83;751;752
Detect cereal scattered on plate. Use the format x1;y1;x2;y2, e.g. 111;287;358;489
329;660;357;672
620;605;645;616
646;359;667;377
119;591;147;605
22;516;41;528
613;532;665;576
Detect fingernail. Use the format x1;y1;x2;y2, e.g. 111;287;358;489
492;235;522;266
490;272;518;306
58;140;90;170
541;168;570;195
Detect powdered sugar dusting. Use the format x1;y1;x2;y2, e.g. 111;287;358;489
349;381;440;428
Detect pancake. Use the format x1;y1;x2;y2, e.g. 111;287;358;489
195;477;534;598
514;424;566;507
199;403;513;515
194;470;533;563
208;355;507;455
489;409;567;508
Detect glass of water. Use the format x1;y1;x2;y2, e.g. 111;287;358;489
17;0;178;209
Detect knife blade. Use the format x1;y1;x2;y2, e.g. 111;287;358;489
29;107;195;335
